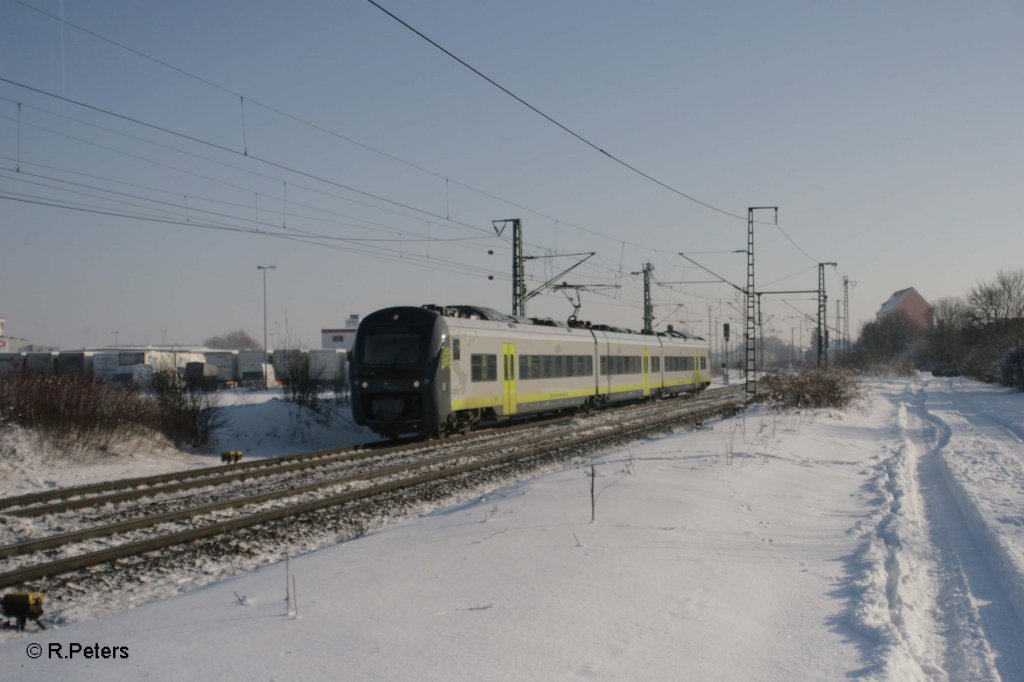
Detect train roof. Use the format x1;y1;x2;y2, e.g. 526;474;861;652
418;304;705;342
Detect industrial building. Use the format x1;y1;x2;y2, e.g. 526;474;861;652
320;313;360;352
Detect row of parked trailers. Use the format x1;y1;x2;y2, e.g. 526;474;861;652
0;348;347;387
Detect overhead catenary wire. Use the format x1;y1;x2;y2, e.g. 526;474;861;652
6;0;669;257
0;192;509;281
6;0;832;278
1;3;764;322
0;97;542;268
0;78;505;240
774;221;818;264
0;161;495;244
0;92;626;281
365;0;749;223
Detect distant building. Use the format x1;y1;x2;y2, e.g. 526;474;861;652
0;318;57;353
877;288;932;330
321;313;360;352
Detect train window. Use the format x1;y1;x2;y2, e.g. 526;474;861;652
666;356;695;372
599;355;643;375
471;354;497;382
519;356;529;379
452;338;461;360
700;356;707;370
362;332;422;365
651;356;660;372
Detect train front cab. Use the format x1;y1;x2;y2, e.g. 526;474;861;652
350;307;451;437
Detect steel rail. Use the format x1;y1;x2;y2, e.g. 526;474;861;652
0;418;598;559
0;389;744;589
1;387;734;516
0;412;574;515
0;391;740;558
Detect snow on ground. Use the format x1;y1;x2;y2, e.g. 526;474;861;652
0;388;378;498
2;375;1023;680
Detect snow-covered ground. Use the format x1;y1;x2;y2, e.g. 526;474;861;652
0;388;378;499
2;375;1023;681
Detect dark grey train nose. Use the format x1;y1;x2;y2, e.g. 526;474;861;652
372;397;406;421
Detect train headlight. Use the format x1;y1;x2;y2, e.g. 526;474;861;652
361;381;368;389
413;380;421;389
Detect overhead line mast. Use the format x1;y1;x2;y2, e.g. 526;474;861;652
746;207;777;400
631;262;655;333
493;218;594;317
817;262;838;368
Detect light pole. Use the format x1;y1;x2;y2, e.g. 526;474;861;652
257;265;276;387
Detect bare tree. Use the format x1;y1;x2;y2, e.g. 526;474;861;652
927;297;972;373
855;311;926;368
968;269;1024;328
204;330;262;350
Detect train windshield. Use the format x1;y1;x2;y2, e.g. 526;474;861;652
360;329;426;366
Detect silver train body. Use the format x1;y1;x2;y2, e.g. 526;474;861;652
350;305;711;438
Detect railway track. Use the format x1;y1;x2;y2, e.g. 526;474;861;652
0;411;573;516
0;385;746;594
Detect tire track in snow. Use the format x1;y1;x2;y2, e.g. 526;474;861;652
848;393;942;680
848;376;1018;681
912;378;1024;679
901;383;1012;681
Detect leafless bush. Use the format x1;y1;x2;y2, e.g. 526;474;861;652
760;369;863;410
150;367;225;447
281;353;325;412
0;374;159;453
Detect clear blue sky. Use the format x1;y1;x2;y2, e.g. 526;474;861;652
1;0;1021;349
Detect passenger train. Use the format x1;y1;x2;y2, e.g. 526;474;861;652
350;305;710;438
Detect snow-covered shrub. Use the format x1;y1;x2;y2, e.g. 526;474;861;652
0;374;159;453
760;369;863;410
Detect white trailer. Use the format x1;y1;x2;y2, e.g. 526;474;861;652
57;351;98;377
202;351;239;383
309;349;346;385
0;352;24;377
115;350;204;372
238;350;271;384
23;352;56;374
92;353;120;380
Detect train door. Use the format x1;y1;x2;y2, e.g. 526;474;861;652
502;343;517;415
642;348;650;397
